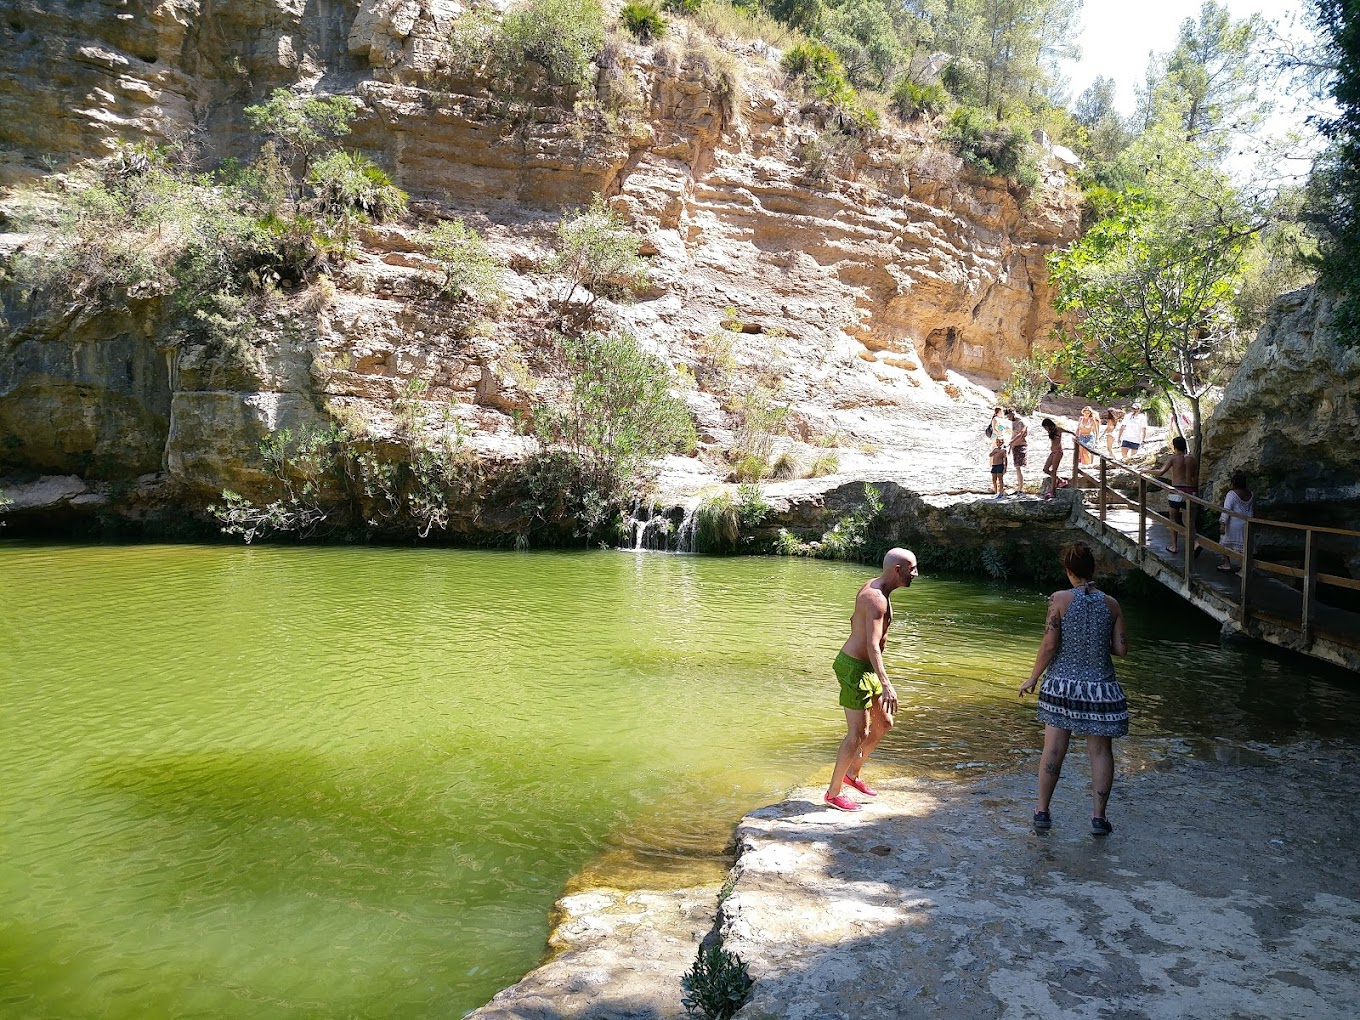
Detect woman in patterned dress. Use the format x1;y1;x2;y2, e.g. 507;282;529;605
1019;542;1129;835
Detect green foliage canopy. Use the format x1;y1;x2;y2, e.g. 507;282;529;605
1048;128;1262;457
244;90;361;174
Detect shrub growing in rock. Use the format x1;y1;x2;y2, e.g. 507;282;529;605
891;78;949;120
942;106;1036;183
693;483;769;553
426;219;504;302
527;328;695;538
452;0;606;103
681;939;753;1019
548;195;649;318
999;352;1054;415
621;2;666;40
308;151;407;224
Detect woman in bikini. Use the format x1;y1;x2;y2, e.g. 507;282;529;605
1075;407;1097;467
1039;418;1063;499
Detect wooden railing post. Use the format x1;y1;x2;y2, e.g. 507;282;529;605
1185;500;1196;587
1302;530;1316;644
1239;519;1252;626
1099;456;1108;523
1137;477;1147;565
1070;435;1080;488
1185;495;1198;583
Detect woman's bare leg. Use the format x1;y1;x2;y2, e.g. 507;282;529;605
1087;735;1114;819
1037;725;1071;812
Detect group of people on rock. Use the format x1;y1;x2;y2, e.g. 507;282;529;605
824;543;1128;837
1073;404;1150;463
987;402;1155;498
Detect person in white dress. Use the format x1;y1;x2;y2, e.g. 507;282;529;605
1217;471;1255;573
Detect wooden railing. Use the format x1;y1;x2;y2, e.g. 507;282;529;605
1065;432;1360;649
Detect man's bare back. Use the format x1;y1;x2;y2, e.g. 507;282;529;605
1163;451;1199;486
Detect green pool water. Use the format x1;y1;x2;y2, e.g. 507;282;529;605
2;543;1358;1019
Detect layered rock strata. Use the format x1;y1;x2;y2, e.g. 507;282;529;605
1;0;1082;538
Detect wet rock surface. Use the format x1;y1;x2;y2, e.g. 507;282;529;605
477;741;1360;1019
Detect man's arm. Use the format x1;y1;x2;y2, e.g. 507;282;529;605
861;592;898;716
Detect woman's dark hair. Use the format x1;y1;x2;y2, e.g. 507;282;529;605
1060;541;1096;581
1230;470;1249;490
1041;418;1057;436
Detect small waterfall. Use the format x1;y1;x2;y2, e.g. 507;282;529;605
627;503;651;550
674;499;700;554
620;500;693;553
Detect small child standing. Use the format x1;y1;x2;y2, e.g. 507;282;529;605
989;437;1007;496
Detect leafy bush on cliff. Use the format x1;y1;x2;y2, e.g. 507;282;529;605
621;2;666;40
941;106;1038;185
244;90;360;176
781;42;878;129
774;484;884;561
999;352;1054;415
891;78;949;120
425;219;504;303
451;0;606;103
693;483;770;554
549;196;649;318
212;389;484;543
525;328;695;538
308;151;407;225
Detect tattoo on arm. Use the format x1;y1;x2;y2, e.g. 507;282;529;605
1044;608;1061;634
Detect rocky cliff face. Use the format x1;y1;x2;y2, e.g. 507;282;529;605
1204;286;1360;509
0;0;1081;535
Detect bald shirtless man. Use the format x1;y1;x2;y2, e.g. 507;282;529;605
824;548;918;811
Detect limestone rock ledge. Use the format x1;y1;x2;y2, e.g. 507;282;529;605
1204;286;1360;509
474;742;1360;1020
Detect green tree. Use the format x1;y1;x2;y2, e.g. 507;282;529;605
243;90;361;175
1306;0;1360;345
1165;2;1266;143
426;219;504;302
1049;129;1263;461
530;329;695;536
821;0;904;89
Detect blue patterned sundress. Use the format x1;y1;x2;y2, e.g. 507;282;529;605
1036;586;1129;737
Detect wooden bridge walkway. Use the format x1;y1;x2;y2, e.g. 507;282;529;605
1061;440;1360;673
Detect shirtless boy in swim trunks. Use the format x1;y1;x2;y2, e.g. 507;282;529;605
1152;436;1199;554
824;548;918;812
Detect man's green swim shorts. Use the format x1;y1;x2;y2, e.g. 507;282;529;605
834;650;882;710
